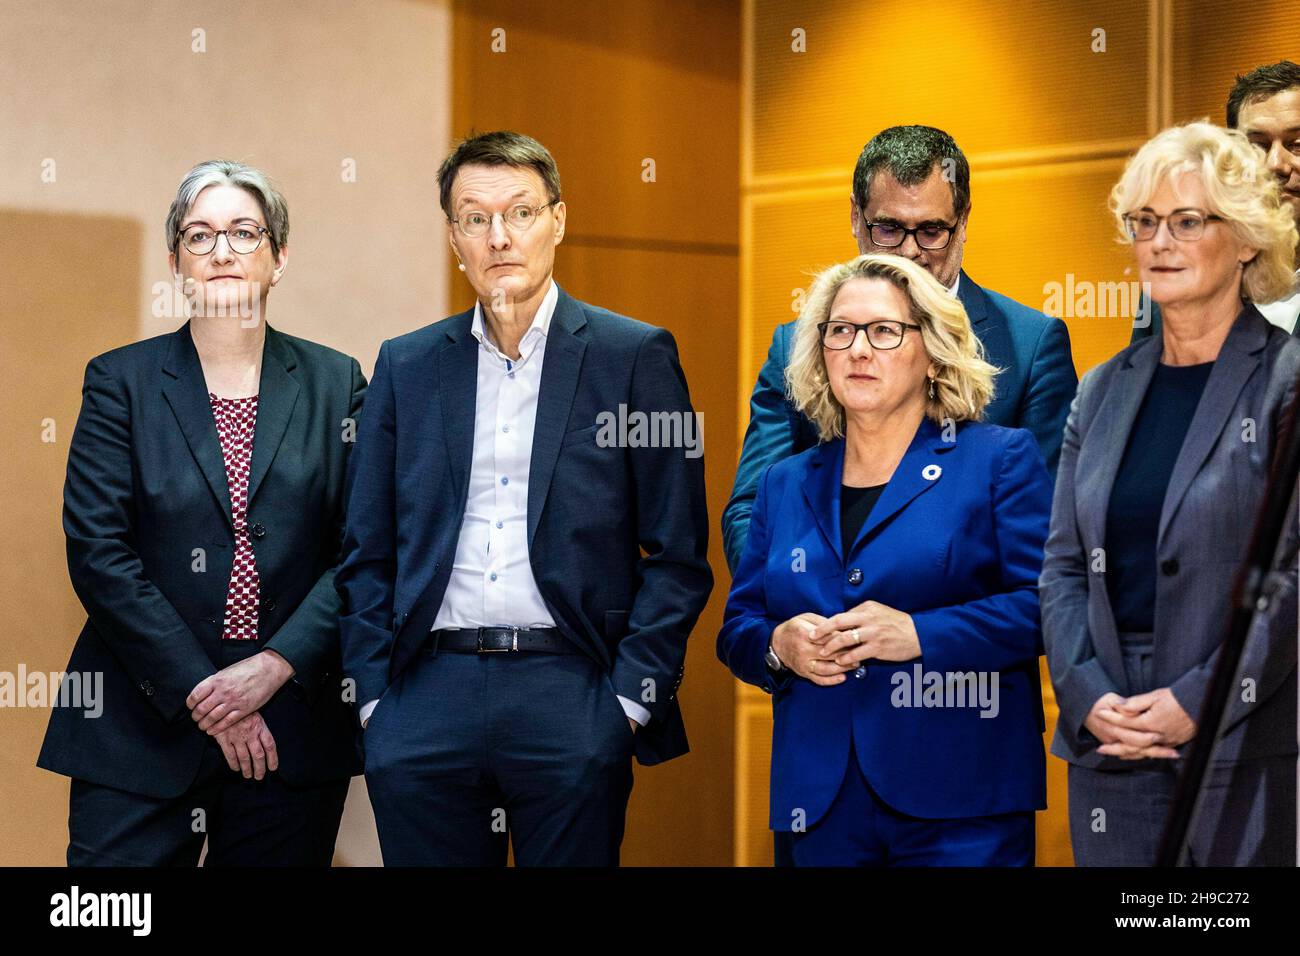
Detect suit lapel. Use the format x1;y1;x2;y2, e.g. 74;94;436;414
852;416;950;550
799;417;952;563
800;440;844;563
438;311;480;507
1158;306;1268;542
1078;336;1160;551
528;289;587;548
246;326;300;508
161;322;234;529
955;271;991;327
957;273;1016;419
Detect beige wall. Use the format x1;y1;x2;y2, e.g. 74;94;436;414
0;0;452;866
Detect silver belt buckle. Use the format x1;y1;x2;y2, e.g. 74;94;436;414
478;627;518;652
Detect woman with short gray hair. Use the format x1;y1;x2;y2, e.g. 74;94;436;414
38;160;366;865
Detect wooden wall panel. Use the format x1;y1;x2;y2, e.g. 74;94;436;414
750;0;1150;181
452;0;740;254
1171;1;1300;125
736;696;776;866
555;243;740;865
0;213;141;866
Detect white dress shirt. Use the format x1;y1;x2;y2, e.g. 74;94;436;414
431;283;559;632
360;280;649;727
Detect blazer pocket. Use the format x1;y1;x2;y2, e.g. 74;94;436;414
561;423;601;448
365;682;396;732
605;609;631;642
933;531;953;570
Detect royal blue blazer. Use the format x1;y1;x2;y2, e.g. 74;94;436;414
717;417;1051;829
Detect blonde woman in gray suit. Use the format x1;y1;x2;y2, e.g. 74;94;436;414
1041;121;1300;866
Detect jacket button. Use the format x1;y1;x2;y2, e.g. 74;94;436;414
1160;559;1179;576
139;680;155;696
263;599;276;612
847;568;863;585
250;523;267;539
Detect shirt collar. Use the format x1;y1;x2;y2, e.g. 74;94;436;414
471;279;558;367
947;272;961;298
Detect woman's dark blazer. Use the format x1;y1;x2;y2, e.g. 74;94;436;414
37;321;367;798
1041;305;1300;770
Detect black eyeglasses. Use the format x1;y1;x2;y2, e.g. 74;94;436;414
818;319;922;350
1123;209;1225;241
861;219;957;250
179;224;270;255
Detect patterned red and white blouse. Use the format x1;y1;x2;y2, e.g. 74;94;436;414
209;392;261;641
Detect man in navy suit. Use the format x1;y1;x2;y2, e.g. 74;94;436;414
336;131;712;865
1130;60;1300;345
724;125;1076;577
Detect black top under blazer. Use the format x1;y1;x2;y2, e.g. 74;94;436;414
37;322;366;799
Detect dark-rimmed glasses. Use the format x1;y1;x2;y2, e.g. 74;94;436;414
861;220;957;250
818;319;923;350
178;224;270;255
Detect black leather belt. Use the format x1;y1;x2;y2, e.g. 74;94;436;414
427;626;577;655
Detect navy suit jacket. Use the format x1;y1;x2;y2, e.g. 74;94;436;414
722;271;1076;572
38;323;366;798
335;286;713;766
717;417;1051;826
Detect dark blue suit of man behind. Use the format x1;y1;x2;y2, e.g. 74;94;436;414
336;287;712;865
719;418;1052;865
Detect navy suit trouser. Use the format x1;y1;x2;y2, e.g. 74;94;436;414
789;738;1035;867
363;642;636;866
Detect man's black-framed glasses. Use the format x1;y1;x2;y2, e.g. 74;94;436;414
179;223;270;256
862;219;957;250
819;319;922;350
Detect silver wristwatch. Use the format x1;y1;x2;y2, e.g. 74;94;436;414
765;640;785;672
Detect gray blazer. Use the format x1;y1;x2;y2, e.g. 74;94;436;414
1042;305;1299;769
